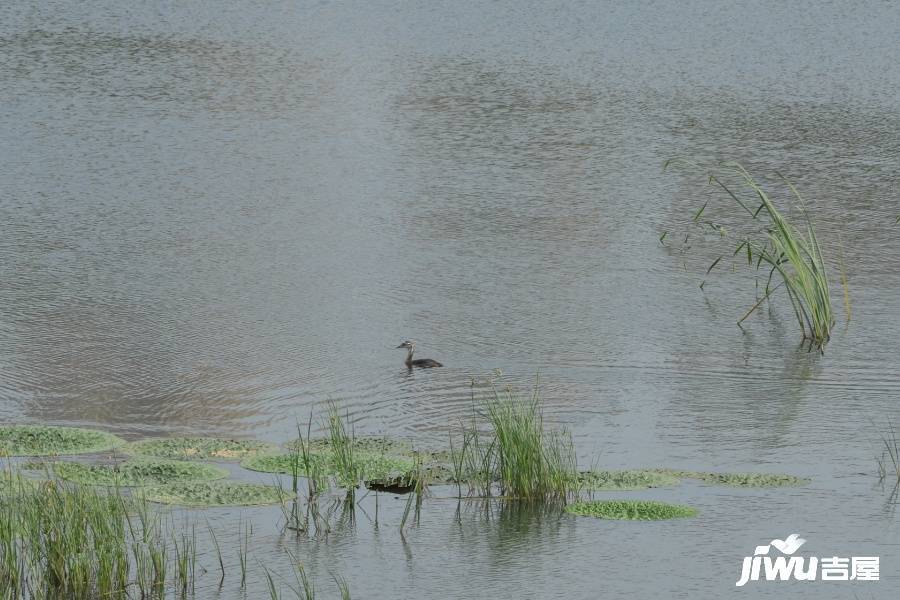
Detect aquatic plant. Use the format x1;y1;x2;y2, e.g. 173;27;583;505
875;421;900;482
655;468;809;487
0;425;124;456
241;450;414;486
29;459;229;487
287;436;413;456
576;469;680;491
142;481;291;506
0;479;181;599
450;378;579;500
665;160;835;349
326;403;359;491
0;469;38;495
124;437;275;460
566;500;698;520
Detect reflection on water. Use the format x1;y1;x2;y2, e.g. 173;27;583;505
2;0;900;597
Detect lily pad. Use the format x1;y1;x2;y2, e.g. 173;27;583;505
124;437;275;461
0;425;124;456
142;481;291;506
577;469;680;491
566;500;698;520
656;469;809;487
28;460;229;487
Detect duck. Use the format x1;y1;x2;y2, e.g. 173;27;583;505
396;340;443;368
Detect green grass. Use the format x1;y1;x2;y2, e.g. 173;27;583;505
566;500;698;520
875;421;900;481
0;478;180;598
0;425;124;456
142;481;291;506
450;380;579;500
665;160;835;349
26;459;229;487
124;437;276;461
576;469;680;491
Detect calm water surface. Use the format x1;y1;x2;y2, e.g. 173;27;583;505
2;1;899;598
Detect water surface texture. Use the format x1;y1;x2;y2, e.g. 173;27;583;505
2;1;900;598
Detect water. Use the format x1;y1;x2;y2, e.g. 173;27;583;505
2;1;900;597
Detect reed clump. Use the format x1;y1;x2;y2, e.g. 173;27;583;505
0;475;181;599
665;160;835;350
875;421;900;482
450;380;579;501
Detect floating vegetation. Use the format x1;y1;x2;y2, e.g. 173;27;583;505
566;500;698;521
124;437;275;461
665;160;835;350
142;481;291;506
577;469;680;491
287;436;413;456
27;459;229;487
657;468;809;487
0;425;125;456
241;450;414;487
241;452;327;475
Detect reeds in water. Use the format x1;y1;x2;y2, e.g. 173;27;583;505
0;476;186;599
665;160;835;350
450;379;579;501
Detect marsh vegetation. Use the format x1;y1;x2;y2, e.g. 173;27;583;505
665;160;836;350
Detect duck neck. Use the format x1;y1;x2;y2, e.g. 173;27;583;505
405;346;414;367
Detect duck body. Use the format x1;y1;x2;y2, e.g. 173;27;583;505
409;357;443;368
396;340;443;369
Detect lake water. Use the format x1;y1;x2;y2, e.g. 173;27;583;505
1;1;899;598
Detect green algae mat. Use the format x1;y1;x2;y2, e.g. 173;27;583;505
25;459;229;487
287;436;413;455
241;450;415;484
141;481;291;506
124;437;276;461
0;425;124;456
655;469;809;487
566;500;698;520
576;469;680;491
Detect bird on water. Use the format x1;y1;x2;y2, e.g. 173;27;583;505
396;340;443;368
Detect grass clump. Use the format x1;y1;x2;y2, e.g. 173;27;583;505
124;437;275;461
577;469;680;491
0;470;40;497
142;481;291;506
0;479;178;598
450;379;578;501
0;425;124;456
665;160;834;350
875;421;900;482
28;459;229;487
566;500;698;520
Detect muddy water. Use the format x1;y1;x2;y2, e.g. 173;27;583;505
2;1;899;598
